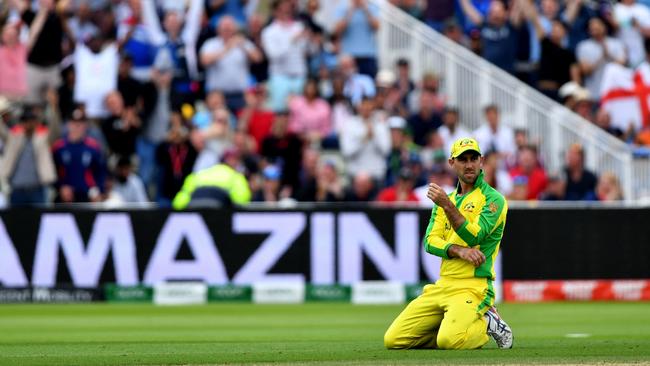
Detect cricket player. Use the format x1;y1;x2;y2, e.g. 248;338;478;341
384;137;513;350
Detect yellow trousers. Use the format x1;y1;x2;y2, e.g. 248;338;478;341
384;277;493;350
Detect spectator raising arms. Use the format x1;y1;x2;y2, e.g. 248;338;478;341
0;22;28;100
458;0;526;74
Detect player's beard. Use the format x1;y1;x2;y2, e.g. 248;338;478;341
458;170;477;185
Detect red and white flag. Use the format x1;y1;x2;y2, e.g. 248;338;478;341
599;62;650;132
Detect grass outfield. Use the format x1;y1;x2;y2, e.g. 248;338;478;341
0;302;649;365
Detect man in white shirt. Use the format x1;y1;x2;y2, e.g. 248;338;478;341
340;97;391;181
73;34;119;119
613;0;650;67
262;0;309;111
576;17;626;100
110;156;149;206
339;54;376;106
472;104;516;162
437;107;470;155
200;15;262;113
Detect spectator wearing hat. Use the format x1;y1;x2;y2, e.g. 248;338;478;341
200;15;262;114
508;174;529;201
340;97;391;181
374;69;407;118
0;106;59;206
437;107;471;155
252;164;284;202
172;147;251;209
376;167;419;203
385;115;419;187
52;107;106;203
333;0;380;78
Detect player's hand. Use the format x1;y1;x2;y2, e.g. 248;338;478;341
426;183;450;207
458;247;486;267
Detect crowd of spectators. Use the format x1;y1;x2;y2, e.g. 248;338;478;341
0;0;629;208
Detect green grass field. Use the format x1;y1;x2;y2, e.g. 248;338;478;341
1;302;649;365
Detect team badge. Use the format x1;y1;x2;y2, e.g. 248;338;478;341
489;202;498;213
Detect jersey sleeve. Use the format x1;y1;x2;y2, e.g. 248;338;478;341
423;205;452;259
172;173;197;210
454;192;507;247
229;172;252;205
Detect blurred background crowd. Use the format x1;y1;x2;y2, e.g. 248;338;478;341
0;0;637;208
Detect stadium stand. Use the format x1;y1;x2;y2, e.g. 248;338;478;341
1;0;649;208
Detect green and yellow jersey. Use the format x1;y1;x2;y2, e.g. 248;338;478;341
424;170;507;281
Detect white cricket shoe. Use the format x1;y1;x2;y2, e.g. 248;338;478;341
485;306;513;349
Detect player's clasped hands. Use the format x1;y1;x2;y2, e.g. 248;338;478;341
458;247;486;267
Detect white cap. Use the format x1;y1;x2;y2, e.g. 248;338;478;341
376;69;396;88
388;116;406;129
573;87;592;102
558;81;580;99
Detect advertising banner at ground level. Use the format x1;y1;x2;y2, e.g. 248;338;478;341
0;209;469;288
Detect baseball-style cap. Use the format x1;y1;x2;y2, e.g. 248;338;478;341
450;137;481;158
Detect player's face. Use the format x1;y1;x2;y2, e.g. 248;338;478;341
450;151;482;185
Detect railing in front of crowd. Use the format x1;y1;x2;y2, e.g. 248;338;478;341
373;0;649;200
